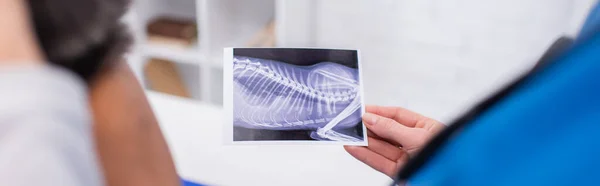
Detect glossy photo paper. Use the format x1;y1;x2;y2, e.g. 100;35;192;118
223;48;367;145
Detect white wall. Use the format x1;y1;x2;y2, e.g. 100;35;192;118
278;0;597;123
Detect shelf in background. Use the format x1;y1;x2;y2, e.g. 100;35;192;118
140;43;205;65
145;89;223;108
126;0;275;106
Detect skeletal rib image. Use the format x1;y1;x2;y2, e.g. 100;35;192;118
233;56;363;142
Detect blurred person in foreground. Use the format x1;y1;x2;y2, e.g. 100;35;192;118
345;2;600;186
0;0;179;185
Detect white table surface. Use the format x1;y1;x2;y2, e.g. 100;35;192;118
147;91;390;186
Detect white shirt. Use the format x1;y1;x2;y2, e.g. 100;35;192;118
0;65;103;186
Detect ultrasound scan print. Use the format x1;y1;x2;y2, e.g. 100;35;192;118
230;48;365;143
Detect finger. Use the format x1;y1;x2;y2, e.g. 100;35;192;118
367;137;405;161
367;129;400;147
363;112;422;147
344;146;398;177
367;130;380;139
366;105;424;128
394;148;411;173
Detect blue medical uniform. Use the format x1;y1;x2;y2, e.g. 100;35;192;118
404;2;600;186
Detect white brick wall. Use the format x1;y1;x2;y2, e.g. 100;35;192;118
279;0;598;123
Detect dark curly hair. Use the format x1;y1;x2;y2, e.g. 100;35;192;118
27;0;133;82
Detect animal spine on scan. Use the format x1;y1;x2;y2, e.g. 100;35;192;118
232;56;362;141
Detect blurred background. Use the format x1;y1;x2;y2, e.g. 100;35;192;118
122;0;598;185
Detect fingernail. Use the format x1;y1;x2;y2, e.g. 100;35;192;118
363;113;378;125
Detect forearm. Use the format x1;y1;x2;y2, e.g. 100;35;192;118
89;62;180;186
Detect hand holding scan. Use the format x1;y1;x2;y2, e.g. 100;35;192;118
345;105;445;178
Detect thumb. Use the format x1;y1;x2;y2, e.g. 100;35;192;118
363;113;421;147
